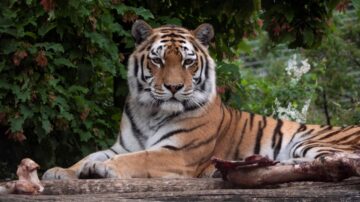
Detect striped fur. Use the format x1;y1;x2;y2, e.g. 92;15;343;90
42;21;360;180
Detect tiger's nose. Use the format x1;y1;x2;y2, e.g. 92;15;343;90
164;83;184;94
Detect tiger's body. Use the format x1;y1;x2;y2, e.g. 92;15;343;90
43;21;360;180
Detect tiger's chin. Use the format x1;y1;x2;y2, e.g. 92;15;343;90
159;101;185;113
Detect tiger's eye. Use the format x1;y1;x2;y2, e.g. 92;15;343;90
184;59;194;66
152;58;162;64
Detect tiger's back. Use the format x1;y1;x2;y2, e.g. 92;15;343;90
42;21;360;180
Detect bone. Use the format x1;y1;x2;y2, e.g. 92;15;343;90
0;158;44;194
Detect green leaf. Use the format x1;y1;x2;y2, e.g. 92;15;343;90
25;0;33;5
20;105;34;119
284;10;294;22
38;23;57;37
113;4;128;15
303;28;314;46
42;119;53;134
35;43;64;53
133;7;154;20
10;116;25;132
0;39;18;54
79;131;92;142
54;58;76;68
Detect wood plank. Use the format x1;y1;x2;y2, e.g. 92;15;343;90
0;177;359;201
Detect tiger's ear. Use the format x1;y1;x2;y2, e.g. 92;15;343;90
193;23;214;47
132;20;153;45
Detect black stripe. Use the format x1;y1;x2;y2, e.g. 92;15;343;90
341;125;355;132
272;119;284;159
190;39;206;56
254;116;267;154
221;106;233;138
161;33;186;39
291;136;312;157
314;125;333;136
199;57;208;91
162;145;179;151
183;100;207;112
151;123;207;146
138;35;157;52
193;44;199;51
348;135;360;145
162;141;194;151
134;57;139;77
314;152;332;159
185;150;215;167
140;55;146;82
172;105;224;153
124;103;145;148
318;128;344;140
288;123;307;144
204;57;209;79
118;132;131;152
196;56;204;84
109;148;119;155
235;118;248;159
297;124;307;132
302;144;316;157
137;81;143;92
160;28;186;33
334;131;360;143
104;153;110;159
151;113;180;132
215;104;226;137
249;113;255;129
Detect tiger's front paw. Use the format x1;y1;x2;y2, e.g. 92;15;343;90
42;167;77;180
77;161;120;179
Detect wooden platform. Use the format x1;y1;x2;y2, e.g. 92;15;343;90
1;177;359;201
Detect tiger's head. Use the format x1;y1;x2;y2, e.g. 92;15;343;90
127;20;216;113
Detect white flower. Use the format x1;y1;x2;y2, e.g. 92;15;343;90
285;54;311;85
273;98;311;123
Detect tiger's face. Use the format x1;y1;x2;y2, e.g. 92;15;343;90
128;20;216;113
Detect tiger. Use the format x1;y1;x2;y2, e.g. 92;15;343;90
42;20;360;180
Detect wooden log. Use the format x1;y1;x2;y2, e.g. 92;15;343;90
0;177;359;201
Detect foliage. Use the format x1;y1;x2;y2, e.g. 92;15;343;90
219;8;360;126
217;54;320;123
261;0;341;48
304;9;360;125
0;0;153;178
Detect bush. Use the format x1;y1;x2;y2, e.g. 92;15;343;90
0;0;154;178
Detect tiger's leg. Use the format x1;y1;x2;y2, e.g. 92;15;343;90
77;148;197;179
42;142;127;180
283;139;360;169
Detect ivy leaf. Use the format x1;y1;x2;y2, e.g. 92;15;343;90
42;119;53;134
303;28;314;47
10;116;25;132
20;105;33;119
36;43;64;53
0;39;18;54
38;23;57;36
133;7;154;19
79;131;92;142
284;10;294;22
54;58;76;68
